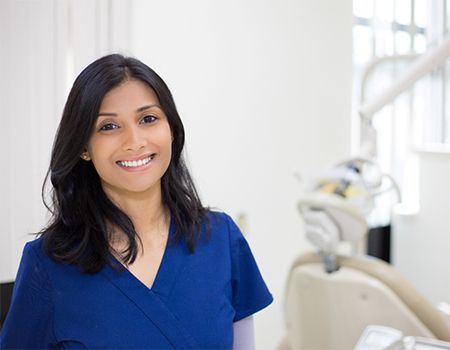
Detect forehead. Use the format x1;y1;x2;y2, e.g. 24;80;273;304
99;80;160;112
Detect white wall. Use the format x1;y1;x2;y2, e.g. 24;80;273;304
392;150;450;306
130;1;352;347
0;0;61;282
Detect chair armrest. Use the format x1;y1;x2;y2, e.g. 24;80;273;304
437;302;450;328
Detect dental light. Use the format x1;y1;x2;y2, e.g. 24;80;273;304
298;157;399;272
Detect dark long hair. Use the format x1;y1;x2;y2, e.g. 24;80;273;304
41;54;208;273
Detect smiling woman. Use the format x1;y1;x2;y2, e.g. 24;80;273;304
0;54;273;349
87;81;173;199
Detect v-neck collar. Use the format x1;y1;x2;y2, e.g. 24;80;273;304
148;216;184;296
105;215;185;297
100;218;198;348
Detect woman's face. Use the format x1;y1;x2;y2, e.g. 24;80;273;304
85;79;172;200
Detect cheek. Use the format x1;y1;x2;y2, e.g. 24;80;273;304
87;141;114;177
165;133;173;160
156;125;173;153
90;159;111;184
161;138;172;169
159;131;173;172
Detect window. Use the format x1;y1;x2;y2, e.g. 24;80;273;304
353;0;449;219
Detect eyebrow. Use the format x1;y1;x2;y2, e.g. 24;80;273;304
98;104;161;117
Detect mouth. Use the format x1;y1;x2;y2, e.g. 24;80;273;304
116;153;156;168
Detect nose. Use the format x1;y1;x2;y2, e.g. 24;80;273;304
122;125;146;152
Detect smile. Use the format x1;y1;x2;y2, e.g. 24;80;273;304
116;154;156;168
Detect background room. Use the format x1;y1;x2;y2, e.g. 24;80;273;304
1;0;449;348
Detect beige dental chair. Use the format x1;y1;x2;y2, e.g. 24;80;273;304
279;192;450;350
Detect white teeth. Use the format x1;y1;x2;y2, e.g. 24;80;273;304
118;155;154;168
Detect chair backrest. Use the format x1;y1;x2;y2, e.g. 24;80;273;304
282;252;450;350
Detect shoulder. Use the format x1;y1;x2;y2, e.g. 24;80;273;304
16;236;91;295
205;210;242;231
22;235;48;263
205;210;232;228
19;236;65;278
20;236;44;262
18;236;58;278
203;210;243;241
24;234;44;250
199;211;252;262
192;210;244;254
12;236;55;300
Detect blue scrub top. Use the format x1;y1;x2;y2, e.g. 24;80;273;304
1;211;273;349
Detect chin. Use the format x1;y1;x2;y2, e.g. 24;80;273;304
125;183;160;194
102;179;162;198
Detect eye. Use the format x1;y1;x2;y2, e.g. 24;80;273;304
140;115;157;124
99;123;119;131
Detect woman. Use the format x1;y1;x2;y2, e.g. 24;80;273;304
0;54;272;349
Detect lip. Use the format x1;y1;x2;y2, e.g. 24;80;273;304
116;153;157;172
116;152;155;162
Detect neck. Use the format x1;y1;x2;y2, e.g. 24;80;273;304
102;182;169;241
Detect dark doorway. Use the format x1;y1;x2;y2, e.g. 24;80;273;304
1;281;14;329
367;225;391;263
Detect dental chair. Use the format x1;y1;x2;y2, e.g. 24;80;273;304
279;174;450;349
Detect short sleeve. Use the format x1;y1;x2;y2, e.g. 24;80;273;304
1;241;55;349
226;215;273;322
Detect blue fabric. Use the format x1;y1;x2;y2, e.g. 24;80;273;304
0;211;273;349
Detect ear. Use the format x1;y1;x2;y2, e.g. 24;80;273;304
80;151;91;161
